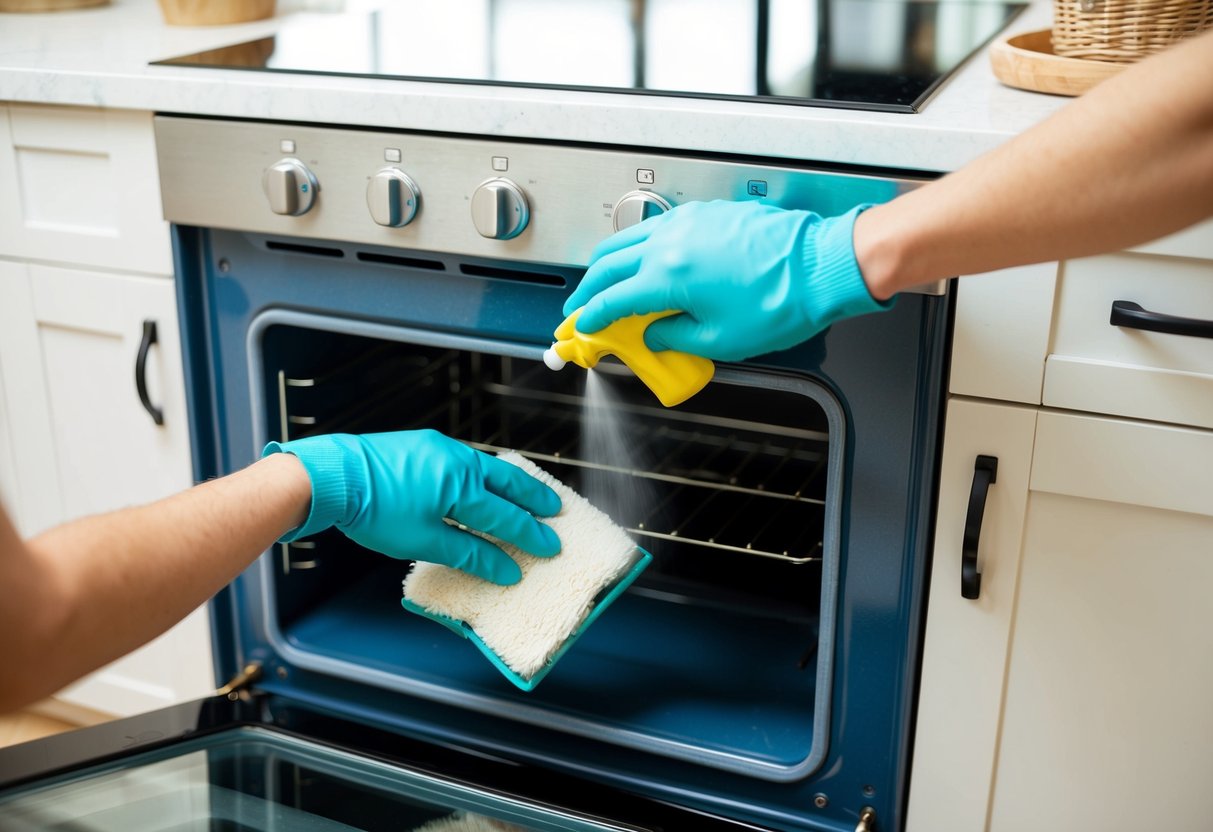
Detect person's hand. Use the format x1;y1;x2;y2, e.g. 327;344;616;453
263;430;562;585
563;201;893;362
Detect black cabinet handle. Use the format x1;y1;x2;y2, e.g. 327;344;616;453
961;455;998;600
135;319;165;426
1110;300;1213;339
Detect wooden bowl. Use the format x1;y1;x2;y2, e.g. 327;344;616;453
157;0;274;26
989;29;1129;96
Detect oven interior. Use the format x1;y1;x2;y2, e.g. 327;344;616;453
258;323;840;773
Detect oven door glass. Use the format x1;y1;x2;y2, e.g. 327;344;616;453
0;727;639;832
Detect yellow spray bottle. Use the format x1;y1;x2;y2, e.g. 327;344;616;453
544;307;715;407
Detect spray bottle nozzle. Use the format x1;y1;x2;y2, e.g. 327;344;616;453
542;346;567;371
547;307;715;407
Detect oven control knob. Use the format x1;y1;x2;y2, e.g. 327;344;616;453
263;158;318;217
367;167;420;227
612;190;673;232
471;178;530;240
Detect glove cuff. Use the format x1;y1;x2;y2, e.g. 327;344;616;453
262;435;366;542
801;204;896;323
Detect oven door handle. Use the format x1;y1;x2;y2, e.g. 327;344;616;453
961;455;998;600
135;319;165;427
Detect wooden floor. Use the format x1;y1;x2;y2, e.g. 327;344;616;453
0;710;79;748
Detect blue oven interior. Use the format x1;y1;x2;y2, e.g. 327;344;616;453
176;225;948;832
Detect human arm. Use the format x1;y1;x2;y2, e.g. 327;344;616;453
564;28;1213;359
856;26;1213;300
0;452;311;712
0;430;561;713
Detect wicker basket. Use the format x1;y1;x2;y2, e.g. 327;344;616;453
1053;0;1213;62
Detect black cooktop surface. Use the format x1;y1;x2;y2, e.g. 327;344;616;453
154;0;1025;113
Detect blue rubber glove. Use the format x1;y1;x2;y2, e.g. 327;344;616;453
564;201;894;362
262;430;562;585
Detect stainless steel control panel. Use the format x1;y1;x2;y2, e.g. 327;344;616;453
155;117;944;295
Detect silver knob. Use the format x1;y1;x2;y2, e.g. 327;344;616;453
366;168;420;227
263;158;318;216
471;178;530;240
612;190;673;232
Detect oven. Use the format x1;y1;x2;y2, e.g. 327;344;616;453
0;116;949;832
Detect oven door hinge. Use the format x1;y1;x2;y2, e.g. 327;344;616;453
855;808;877;832
215;662;263;699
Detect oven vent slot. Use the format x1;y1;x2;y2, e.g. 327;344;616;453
458;262;566;287
265;240;346;258
356;251;446;271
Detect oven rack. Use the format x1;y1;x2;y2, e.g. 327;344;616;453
275;352;829;565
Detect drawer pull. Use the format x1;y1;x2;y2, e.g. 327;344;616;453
1110;300;1213;339
135;319;165;426
962;455;998;600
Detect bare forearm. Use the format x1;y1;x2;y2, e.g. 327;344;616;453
0;453;309;711
856;28;1213;299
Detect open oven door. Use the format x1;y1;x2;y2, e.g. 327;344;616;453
0;691;758;831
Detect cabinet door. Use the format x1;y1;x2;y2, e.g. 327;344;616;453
989;413;1213;831
906;399;1038;832
0;260;62;537
0;105;172;275
0;263;214;715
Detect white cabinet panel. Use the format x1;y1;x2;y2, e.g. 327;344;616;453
905;399;1038;832
1128;216;1213;261
989;492;1213;831
0;260;63;537
26;264;193;522
0;105;172;275
1044;252;1213;429
949;262;1058;405
0;345;18;522
1031;411;1213;517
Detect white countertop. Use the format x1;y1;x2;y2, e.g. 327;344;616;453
0;0;1068;173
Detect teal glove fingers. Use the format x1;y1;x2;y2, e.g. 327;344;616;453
263;429;563;585
566;199;894;362
428;523;528;585
477;452;562;518
563;244;650;328
451;491;562;559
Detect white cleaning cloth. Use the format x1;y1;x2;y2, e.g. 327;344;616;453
401;452;638;680
411;812;527;832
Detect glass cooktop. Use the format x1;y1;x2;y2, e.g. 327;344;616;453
154;0;1025;113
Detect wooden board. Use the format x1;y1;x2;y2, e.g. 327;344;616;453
989;29;1128;96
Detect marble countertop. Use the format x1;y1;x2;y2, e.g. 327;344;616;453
0;0;1068;173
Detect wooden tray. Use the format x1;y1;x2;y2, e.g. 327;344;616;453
990;29;1129;96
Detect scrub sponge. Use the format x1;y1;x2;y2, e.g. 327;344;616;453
401;452;649;690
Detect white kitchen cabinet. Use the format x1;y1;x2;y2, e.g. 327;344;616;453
949;262;1058;405
987;413;1213;831
915;232;1213;831
910;406;1213;832
1044;252;1213;429
0;100;215;717
905;398;1039;832
0;104;172;274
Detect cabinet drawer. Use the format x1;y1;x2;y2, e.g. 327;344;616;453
1043;252;1213;429
0;104;172;275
